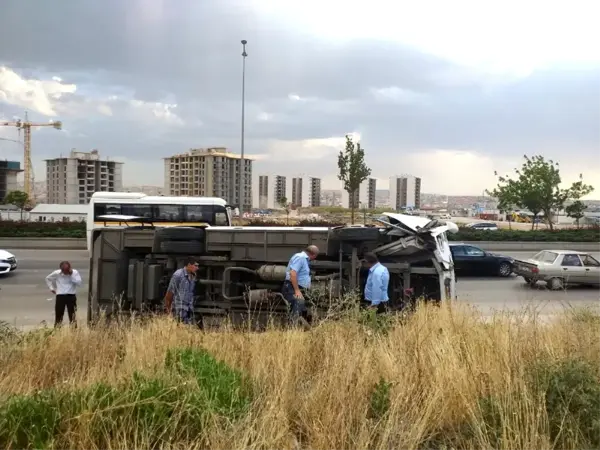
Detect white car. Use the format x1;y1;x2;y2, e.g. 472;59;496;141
0;249;18;275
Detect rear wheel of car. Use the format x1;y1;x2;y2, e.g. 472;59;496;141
498;262;512;277
548;277;564;290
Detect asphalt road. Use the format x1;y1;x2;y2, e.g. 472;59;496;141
1;249;599;329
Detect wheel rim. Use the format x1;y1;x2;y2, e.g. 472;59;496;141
499;263;511;276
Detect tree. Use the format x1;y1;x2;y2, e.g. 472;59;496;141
278;196;291;225
564;175;594;228
337;134;371;224
488;155;593;231
565;201;587;228
4;190;29;221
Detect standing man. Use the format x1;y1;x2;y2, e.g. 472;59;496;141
164;257;199;325
46;261;83;328
282;245;319;323
363;252;390;314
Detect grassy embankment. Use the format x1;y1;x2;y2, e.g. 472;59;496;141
1;303;599;449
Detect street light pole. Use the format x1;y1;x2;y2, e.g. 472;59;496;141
238;39;248;216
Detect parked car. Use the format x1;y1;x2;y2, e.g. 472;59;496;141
450;243;513;277
0;249;18;275
465;222;499;231
512;250;600;290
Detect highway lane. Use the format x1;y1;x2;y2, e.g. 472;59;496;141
1;249;598;329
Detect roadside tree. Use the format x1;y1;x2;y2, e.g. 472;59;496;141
4;190;29;221
565;201;587;228
278;196;292;225
488;155;593;230
564;175;594;228
337;134;371;224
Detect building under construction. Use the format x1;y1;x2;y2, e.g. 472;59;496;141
45;149;124;204
0;160;22;202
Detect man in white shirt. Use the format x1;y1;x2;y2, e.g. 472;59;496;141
45;261;83;327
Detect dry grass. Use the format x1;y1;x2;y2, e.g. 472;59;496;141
0;302;599;450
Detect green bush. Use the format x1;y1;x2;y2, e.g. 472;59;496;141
0;220;86;238
1;219;597;242
244;219;598;242
246;218;346;227
450;226;600;242
0;347;253;449
531;358;600;449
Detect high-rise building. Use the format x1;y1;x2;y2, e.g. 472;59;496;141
0;160;22;202
273;175;287;206
341;180;369;209
367;178;377;209
45;150;123;204
389;175;421;210
291;177;303;207
164;147;254;211
309;177;321;207
258;175;269;209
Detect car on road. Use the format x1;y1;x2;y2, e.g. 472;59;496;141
450;243;514;277
465;222;499;231
0;249;18;275
513;250;600;290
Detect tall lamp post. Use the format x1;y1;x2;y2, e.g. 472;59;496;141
238;39;248;216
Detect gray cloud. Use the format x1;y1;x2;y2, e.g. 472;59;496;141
1;0;599;194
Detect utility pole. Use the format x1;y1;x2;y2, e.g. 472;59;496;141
238;39;248;216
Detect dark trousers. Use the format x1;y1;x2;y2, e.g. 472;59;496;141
172;307;194;325
281;281;309;322
373;302;389;314
55;294;77;327
362;300;389;314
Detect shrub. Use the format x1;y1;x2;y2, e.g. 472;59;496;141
450;227;600;242
0;220;86;238
530;358;600;449
0;347;253;449
245;218;346;227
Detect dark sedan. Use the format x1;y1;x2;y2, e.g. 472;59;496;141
450;243;514;277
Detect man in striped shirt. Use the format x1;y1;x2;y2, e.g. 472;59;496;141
164;257;199;324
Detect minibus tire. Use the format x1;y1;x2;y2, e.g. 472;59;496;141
159;240;204;254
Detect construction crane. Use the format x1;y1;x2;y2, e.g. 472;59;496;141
1;112;62;204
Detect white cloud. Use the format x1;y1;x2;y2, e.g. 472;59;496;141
263;132;362;161
370;86;429;105
128;99;184;126
0;66;76;116
0;66;184;126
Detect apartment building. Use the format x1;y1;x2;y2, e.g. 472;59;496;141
258;175;269;209
309;177;321;207
389;175;421;210
273;175;287;206
0;160;22;202
366;178;377;209
291;177;303;207
164;147;254;210
45;150;123;204
340;180;369;209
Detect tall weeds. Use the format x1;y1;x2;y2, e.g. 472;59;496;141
0;302;598;449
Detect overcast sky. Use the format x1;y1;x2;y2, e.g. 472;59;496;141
1;0;599;197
